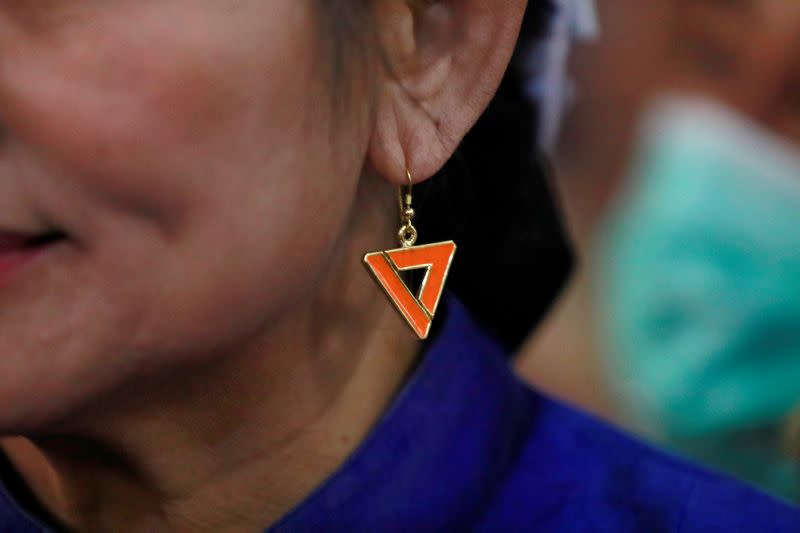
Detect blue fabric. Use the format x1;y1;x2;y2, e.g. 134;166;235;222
1;297;798;531
0;481;50;532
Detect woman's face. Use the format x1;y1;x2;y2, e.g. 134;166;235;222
0;1;371;429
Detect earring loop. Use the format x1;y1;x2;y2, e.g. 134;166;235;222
397;169;418;248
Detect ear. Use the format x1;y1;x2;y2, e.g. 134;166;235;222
368;0;527;185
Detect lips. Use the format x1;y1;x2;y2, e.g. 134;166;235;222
0;230;66;288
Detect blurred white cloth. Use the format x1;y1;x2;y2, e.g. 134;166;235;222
526;0;598;153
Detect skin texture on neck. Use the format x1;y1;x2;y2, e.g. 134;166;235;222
2;174;422;533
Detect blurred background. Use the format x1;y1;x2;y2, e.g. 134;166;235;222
518;0;800;503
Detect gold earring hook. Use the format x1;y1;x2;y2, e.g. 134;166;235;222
397;169;418;247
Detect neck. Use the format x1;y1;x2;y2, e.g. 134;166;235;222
1;175;421;533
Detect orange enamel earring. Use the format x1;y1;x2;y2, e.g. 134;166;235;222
363;170;457;340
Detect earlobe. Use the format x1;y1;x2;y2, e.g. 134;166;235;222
369;1;455;185
368;77;452;186
367;0;527;186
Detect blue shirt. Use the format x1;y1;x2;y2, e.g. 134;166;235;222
2;297;798;531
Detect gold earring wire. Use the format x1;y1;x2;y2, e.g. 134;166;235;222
397;170;418;248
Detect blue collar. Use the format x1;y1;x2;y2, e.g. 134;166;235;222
270;296;533;531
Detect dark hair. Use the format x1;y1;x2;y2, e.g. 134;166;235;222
416;3;573;350
318;1;573;350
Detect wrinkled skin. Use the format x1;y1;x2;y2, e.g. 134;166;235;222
0;1;371;430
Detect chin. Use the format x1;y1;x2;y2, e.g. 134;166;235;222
0;316;138;435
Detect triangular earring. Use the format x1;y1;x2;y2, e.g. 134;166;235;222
363;170;456;339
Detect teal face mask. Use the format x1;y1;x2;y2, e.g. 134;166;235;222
598;97;800;500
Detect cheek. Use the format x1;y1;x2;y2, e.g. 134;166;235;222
0;1;360;258
0;30;257;222
0;1;335;224
0;1;373;423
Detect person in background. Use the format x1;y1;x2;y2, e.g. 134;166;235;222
519;0;800;502
525;0;598;154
